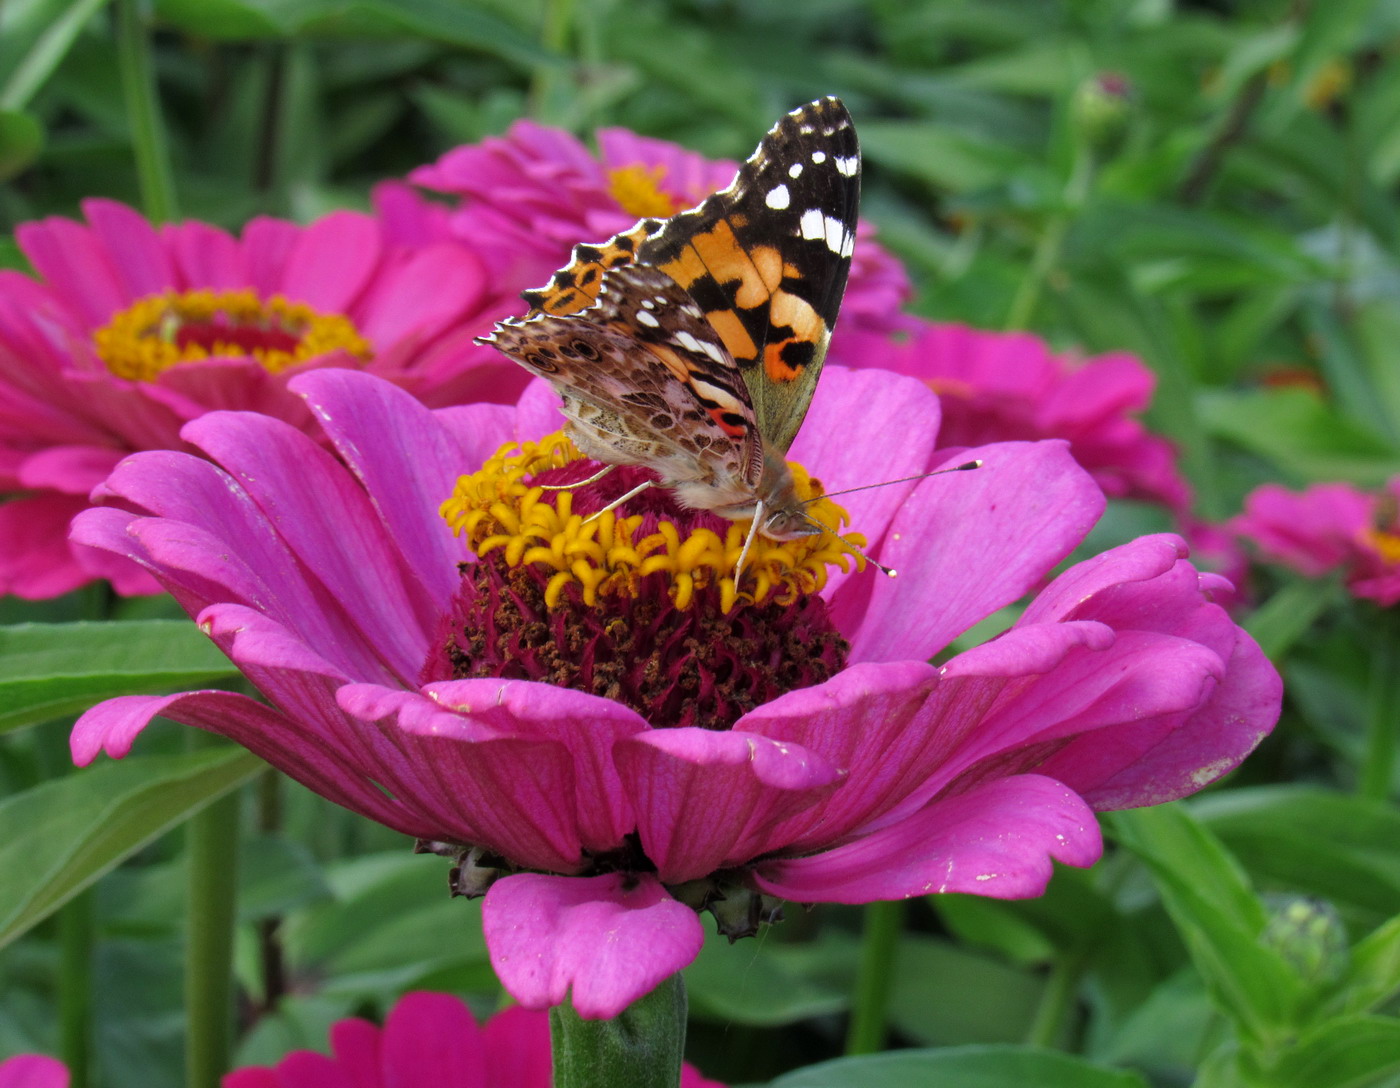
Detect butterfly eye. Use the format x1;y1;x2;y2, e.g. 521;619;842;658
570;339;601;361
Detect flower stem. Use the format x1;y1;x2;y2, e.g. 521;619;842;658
550;974;687;1088
0;0;113;111
1025;951;1084;1048
1360;610;1400;801
1004;137;1093;331
115;0;179;222
57;885;94;1088
185;732;241;1088
844;899;904;1055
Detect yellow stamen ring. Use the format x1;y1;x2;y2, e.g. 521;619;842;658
93;288;372;382
607;164;686;219
440;431;865;612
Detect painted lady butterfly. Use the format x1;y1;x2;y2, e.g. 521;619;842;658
481;97;860;571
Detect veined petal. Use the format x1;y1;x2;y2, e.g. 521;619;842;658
845;440;1105;663
614;728;843;882
754;775;1101;903
483;872;704;1019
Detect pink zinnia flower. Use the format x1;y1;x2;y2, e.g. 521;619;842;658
224;991;723;1087
71;367;1279;1018
0;197;505;599
402;118;911;358
878;319;1192;514
0;1055;67;1088
1231;478;1400;606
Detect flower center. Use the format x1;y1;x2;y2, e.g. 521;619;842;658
607;164;685;219
425;432;857;729
1364;528;1400;566
92;289;372;381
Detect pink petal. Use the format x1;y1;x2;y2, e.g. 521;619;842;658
82;199;176;300
354;243;489;350
614;728;843;882
380;991;485;1087
277;211;380;313
754;775;1101;902
0;494;91;599
788;366;943;597
0;1055;69;1088
480;1006;552;1088
483;872;704;1019
292;370;502;605
325;1017;382;1088
17;445;125;494
166;220;248;290
845;440;1105;663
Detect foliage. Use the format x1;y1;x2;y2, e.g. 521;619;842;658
2;1;1399;1086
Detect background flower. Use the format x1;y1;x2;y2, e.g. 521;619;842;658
879;318;1192;515
0;198;501;598
224;992;724;1088
70;368;1278;1018
404;118;913;364
0;1055;67;1088
1231;477;1400;606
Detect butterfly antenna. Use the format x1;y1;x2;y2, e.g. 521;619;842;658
801;460;983;507
537;464;617;492
794;510;898;578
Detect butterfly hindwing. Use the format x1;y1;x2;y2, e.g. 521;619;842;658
485;265;764;490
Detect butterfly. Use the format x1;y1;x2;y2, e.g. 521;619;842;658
480;96;860;574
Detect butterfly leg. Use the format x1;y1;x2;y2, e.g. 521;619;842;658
537;464;617;492
582;478;656;525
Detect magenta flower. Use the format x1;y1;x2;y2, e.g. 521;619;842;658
70;367;1279;1018
1231;478;1400;607
0;198;505;599
0;1055;67;1088
405;119;911;358
877;318;1192;514
223;991;724;1088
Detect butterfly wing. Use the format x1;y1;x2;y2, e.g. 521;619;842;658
523;97;860;455
485;264;765;492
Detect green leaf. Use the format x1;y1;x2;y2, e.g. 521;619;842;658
686;928;851;1027
0;108;43;179
1266;1016;1400;1087
887;935;1044;1046
767;1045;1149;1088
0;747;264;948
1243;579;1344;660
1110;806;1305;1044
1342;913;1400;1016
858;119;1031;193
0;620;239;734
1194;787;1400;921
1197;388;1399;485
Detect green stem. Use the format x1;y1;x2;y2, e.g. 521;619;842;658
1004;138;1093;331
844;899;904;1055
550;974;687;1088
185;732;241;1088
115;0;178;222
529;0;575;128
57;889;94;1088
1024;951;1084;1048
1359;612;1400;801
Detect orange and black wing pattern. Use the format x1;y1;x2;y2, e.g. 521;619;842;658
521;97;860;455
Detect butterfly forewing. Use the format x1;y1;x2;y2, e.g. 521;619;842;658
637;96;859;454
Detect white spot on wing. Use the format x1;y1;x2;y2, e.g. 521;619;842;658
634;309;659;328
811;151;827;163
788;162;803;179
799;208;825;242
835;155;858;177
674;330;705;354
765;183;791;209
